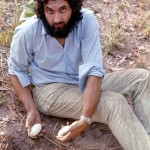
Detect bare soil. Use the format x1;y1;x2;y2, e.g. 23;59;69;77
0;0;150;149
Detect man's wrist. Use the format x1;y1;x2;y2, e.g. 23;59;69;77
25;105;38;114
80;115;92;125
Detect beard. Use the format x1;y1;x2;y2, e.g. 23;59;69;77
41;15;76;38
48;22;71;38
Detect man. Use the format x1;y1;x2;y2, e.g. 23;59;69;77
8;0;150;149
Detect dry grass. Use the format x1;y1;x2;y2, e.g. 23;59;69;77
101;0;149;51
84;0;150;69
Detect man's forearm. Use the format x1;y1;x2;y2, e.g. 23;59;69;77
10;75;37;113
81;76;102;118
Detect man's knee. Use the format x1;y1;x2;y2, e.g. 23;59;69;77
132;68;149;79
132;69;150;90
93;91;128;123
135;68;149;76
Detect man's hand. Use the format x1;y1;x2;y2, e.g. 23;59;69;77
26;109;42;133
56;119;89;142
10;75;42;136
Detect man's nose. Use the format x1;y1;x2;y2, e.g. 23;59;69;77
53;13;61;23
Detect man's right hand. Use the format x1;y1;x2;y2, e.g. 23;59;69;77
10;76;42;134
25;109;42;132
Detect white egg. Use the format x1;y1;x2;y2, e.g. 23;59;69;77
28;123;42;138
57;126;70;137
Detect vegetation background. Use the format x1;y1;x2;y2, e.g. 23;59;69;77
0;0;150;149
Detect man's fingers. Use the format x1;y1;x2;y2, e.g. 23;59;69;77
27;128;31;137
56;127;81;142
56;120;88;142
25;123;31;132
66;121;70;126
25;117;33;129
56;131;72;142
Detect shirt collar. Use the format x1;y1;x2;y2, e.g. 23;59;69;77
42;25;47;35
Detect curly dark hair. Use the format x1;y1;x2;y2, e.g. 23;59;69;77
35;0;83;38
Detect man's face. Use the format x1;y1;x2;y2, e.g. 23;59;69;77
44;0;72;36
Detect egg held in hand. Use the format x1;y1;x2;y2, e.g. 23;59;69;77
28;123;42;138
57;125;70;137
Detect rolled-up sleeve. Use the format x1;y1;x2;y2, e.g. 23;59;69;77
8;26;33;87
79;11;105;92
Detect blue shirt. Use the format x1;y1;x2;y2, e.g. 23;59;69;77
8;8;105;92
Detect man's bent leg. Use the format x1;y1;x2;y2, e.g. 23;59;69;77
93;90;150;150
101;69;150;134
32;82;150;150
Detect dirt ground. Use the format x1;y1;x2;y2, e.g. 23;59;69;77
0;0;150;149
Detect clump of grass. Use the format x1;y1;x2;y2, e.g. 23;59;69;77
130;7;150;37
143;25;150;37
101;16;125;53
0;0;33;46
142;11;150;37
0;99;5;106
136;57;149;69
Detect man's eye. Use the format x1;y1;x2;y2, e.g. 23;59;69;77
60;7;66;13
47;9;53;14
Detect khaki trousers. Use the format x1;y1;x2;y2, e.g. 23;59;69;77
32;68;150;150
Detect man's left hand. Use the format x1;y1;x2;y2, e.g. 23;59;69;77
56;119;89;142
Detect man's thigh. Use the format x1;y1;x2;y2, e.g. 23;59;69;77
32;83;83;119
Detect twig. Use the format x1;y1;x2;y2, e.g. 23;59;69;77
52;122;58;137
0;134;7;149
0;53;5;78
7;105;20;120
42;134;62;148
14;0;18;8
20;115;26;131
4;143;8;150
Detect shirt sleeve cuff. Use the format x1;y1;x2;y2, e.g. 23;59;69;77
79;62;105;93
8;69;31;87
